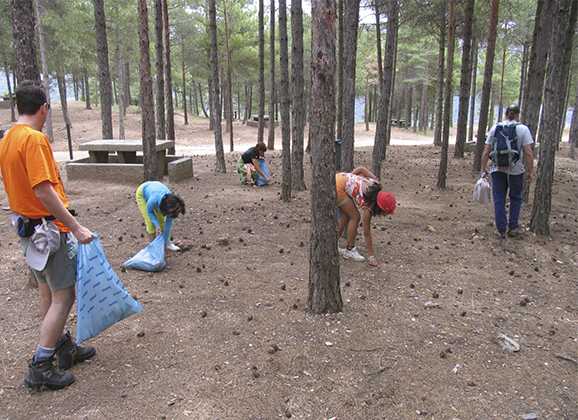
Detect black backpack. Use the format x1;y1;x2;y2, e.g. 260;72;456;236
490;124;520;170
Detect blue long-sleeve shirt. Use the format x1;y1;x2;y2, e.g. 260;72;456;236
141;181;173;238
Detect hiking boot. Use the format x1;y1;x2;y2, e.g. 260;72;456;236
507;228;523;239
56;332;96;370
342;247;366;262
496;231;507;240
24;358;75;391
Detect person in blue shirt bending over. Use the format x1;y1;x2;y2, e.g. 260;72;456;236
135;181;185;251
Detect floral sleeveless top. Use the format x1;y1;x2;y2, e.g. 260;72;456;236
344;173;375;208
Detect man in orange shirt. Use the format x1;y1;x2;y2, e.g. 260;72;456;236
0;81;95;391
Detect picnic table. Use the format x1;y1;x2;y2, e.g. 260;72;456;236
79;139;175;164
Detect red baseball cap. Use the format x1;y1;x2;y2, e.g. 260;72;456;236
377;191;396;215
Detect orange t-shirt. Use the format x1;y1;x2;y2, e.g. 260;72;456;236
0;124;70;232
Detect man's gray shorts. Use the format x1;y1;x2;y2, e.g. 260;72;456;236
21;234;77;291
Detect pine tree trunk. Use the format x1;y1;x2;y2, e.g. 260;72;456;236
454;0;475;158
208;0;226;172
56;70;73;159
518;41;529;109
522;0;552;139
419;80;428;132
10;0;40;82
468;37;478;144
154;0;166;140
472;0;500;173
372;0;398;177
336;0;344;141
497;45;507;122
375;1;383;85
115;13;126;140
365;80;370;131
181;44;188;125
72;74;79;101
530;0;577;236
437;0;455;189
268;0;276;150
569;84;578;159
340;0;361;171
137;0;158;180
555;1;578;146
162;0;175;146
3;62;16;122
224;0;234;151
308;0;342;314
124;60;132;105
258;0;266;144
279;0;292;201
385;22;399;147
433;19;445;147
200;81;209;119
33;0;53;142
291;0;306;191
406;85;413;128
83;68;92;109
94;0;114;139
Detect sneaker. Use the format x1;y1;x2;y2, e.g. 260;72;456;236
496;231;506;240
167;242;181;252
342;247;366;262
507;228;522;239
55;332;96;370
24;357;75;391
338;247;347;256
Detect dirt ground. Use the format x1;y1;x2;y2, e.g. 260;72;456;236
0;103;577;419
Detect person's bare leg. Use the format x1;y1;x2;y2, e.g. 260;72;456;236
38;287;75;349
340;199;360;249
337;209;349;239
38;282;52;320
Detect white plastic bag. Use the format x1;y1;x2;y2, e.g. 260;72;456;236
473;176;492;205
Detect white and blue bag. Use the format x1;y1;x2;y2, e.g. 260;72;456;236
76;237;143;344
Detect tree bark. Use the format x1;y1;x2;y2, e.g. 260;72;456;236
518;41;529;109
124;60;132;105
10;0;40;82
308;0;342;314
56;70;73;160
208;0;226;172
437;0;455;189
83;68;92;109
433;18;445;147
569;85;578;159
224;0;234;151
522;0;552;140
472;0;500;173
467;37;478;144
137;0;158;181
374;1;383;87
199;81;209;118
497;45;507;122
291;0;306;191
94;0;114;139
279;0;292;201
268;0;276;150
33;0;53;142
258;0;266;144
419;80;428;132
181;42;188;125
384;21;399;147
372;0;398;177
454;0;475;158
162;0;175;146
336;0;344;141
115;11;126;140
365;80;370;131
340;0;361;171
530;0;577;236
554;0;578;146
154;0;166;140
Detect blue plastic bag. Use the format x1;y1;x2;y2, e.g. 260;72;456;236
76;237;143;344
122;219;172;272
255;159;271;187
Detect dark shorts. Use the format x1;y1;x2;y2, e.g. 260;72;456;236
21;234;77;291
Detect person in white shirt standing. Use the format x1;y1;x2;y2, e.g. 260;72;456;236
481;105;534;239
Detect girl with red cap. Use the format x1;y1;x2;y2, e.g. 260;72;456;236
335;167;396;266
